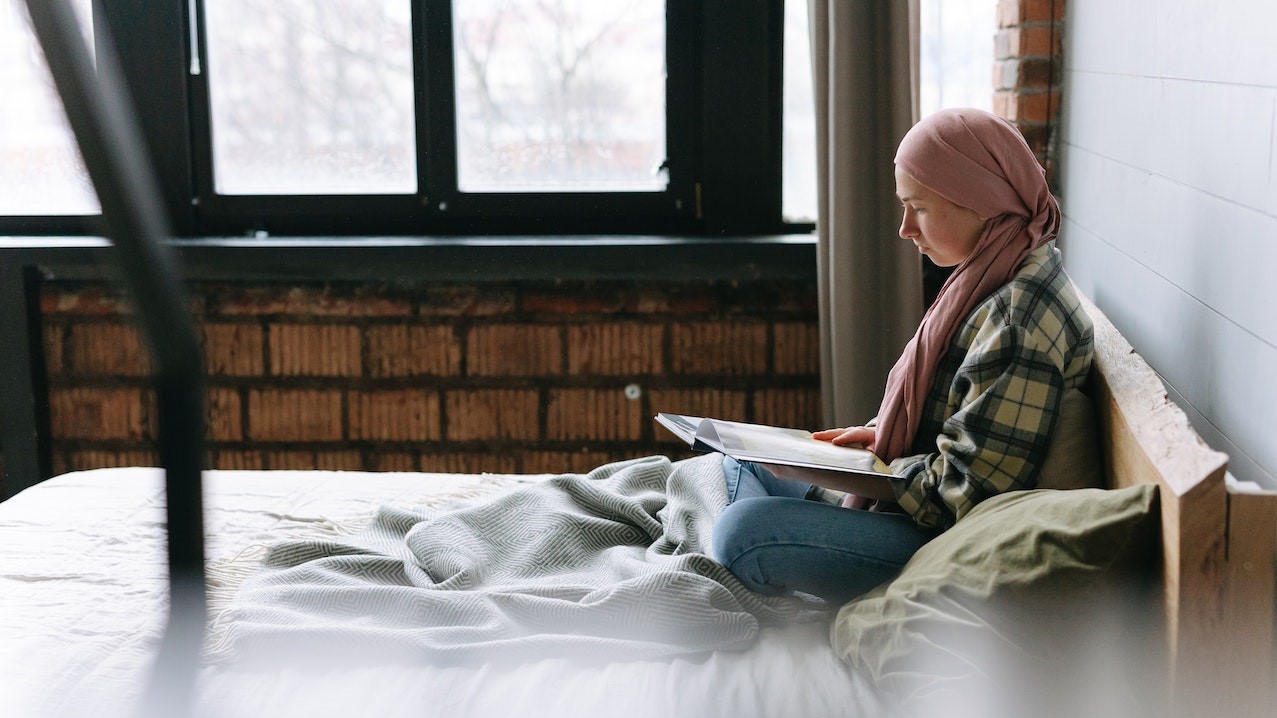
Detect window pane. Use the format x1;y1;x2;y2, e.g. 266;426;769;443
453;0;666;193
782;0;816;224
204;0;416;195
0;0;99;216
920;0;996;117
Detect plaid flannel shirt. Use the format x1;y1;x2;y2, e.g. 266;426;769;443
889;243;1094;530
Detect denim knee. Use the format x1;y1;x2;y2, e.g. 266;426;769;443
711;497;779;594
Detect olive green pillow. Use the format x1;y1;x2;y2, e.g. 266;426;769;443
1035;387;1104;491
831;485;1160;717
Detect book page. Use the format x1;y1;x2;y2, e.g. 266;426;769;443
700;419;890;475
654;413;703;445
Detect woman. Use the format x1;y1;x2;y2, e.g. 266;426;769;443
711;108;1095;604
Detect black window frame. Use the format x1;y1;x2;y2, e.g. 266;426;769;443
3;0;810;239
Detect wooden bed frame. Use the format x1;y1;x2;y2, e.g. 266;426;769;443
1082;292;1276;716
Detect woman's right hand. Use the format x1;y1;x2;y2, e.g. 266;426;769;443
812;425;876;449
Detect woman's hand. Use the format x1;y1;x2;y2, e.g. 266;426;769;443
812;425;876;449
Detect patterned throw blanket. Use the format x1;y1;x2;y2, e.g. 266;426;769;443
206;454;827;666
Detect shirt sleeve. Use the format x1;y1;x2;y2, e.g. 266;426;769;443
888;319;1065;530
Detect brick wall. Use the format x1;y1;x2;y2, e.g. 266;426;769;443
36;278;820;477
993;0;1065;182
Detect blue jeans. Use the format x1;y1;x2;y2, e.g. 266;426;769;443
711;455;936;604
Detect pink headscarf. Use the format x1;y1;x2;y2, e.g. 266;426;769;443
873;108;1060;462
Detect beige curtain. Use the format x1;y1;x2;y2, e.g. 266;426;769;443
810;0;922;428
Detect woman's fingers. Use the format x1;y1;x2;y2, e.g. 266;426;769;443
810;428;846;440
812;426;876;447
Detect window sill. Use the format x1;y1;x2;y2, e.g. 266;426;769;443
0;234;817;282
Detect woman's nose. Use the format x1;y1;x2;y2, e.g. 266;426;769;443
899;212;917;239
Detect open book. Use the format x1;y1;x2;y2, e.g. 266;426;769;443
655;413;892;479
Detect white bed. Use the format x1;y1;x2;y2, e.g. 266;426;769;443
3;294;1273;718
0;465;882;718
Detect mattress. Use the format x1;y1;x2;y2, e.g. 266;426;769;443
0;467;881;718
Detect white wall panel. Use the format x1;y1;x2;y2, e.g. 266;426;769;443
1153;0;1277;86
1065;72;1275;208
1062;218;1277;487
1149;80;1274;209
1061;71;1159;170
1061;145;1277;347
1063;0;1157;76
1060;0;1277;488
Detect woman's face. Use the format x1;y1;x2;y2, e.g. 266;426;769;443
894;167;987;267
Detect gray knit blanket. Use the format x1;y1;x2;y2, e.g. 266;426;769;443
205;454;828;666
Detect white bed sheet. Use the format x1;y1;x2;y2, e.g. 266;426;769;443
0;468;882;718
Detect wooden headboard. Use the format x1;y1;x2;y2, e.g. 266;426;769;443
1081;291;1276;716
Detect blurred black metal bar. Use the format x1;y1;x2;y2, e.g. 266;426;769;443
21;0;207;715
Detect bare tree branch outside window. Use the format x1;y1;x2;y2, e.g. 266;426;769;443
204;0;416;195
453;0;666;192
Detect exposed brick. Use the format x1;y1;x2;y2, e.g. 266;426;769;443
773;322;820;375
66;450;158;471
567;323;663;375
348;389;441;441
313;451;366;470
38;277;854;474
213;285;411;317
1017;123;1053;158
49;387;147;440
266;450;364;471
669;321;767;375
753;387;823;431
370;452;418;472
367;324;461;377
445;389;539;441
420;452;518;474
43;324;65;378
627;288;719;315
209;450;263;470
523;450;626;474
546;388;644;441
269;324;362;377
247;389;343;442
203;323;265;376
141;389;161;441
994;57;1054;92
523;286;626;315
206;387;243;441
466;325;562;376
66;323;150;376
41;286;134;316
41;285;203;317
647;388;748;425
417;286;515;317
994;89;1060;125
750;284;820;315
997;0;1065;27
994;26;1059;60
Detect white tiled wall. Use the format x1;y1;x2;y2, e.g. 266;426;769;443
1058;0;1277;487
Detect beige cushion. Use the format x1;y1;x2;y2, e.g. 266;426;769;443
1035;387;1104;490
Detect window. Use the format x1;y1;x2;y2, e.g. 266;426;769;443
781;0;816;223
0;0;98;217
4;1;811;239
452;1;667;194
919;0;997;117
203;0;417;195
